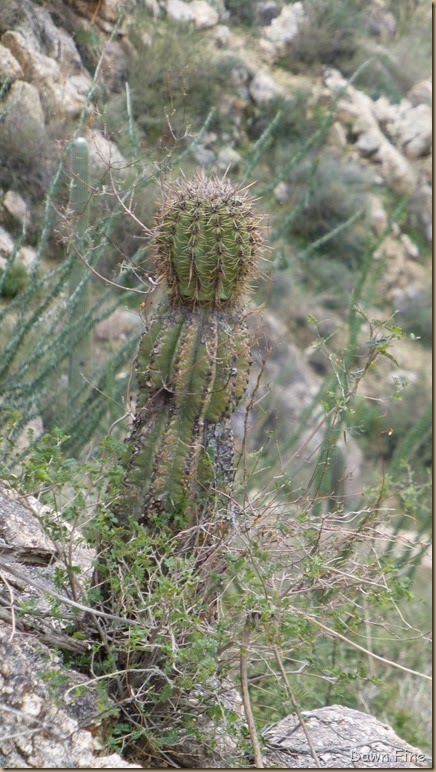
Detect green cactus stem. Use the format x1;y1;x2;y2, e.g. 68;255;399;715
113;305;250;528
154;173;262;308
67;137;92;402
110;173;262;538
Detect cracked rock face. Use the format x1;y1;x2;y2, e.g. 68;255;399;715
262;705;429;768
0;628;142;769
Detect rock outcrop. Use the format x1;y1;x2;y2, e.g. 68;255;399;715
324;68;432;241
263;706;429;768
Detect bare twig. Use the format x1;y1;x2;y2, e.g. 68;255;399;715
300;614;432;681
0;572;16;642
109;166;154;236
240;619;264;768
272;642;321;768
69;239;155;295
0;557;142;628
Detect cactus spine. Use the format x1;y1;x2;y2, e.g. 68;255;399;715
67;137;92;402
113;173;262;533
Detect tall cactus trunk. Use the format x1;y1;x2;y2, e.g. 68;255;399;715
111;174;261;539
94;173;262;605
114;305;250;533
91;174;263;762
67;138;92;405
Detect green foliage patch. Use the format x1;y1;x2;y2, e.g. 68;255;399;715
0;262;28;297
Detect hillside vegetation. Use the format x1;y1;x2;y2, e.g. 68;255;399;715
0;0;431;767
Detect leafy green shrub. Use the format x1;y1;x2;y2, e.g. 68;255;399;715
0;262;28;297
245;91;313;146
285;0;431;101
278;152;369;265
112;21;240;147
282;0;367;72
224;0;257;25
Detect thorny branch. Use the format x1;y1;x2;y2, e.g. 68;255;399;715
272;641;321;768
240;618;264;768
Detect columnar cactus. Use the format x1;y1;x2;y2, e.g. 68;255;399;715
68;137;92;401
112;173;262;533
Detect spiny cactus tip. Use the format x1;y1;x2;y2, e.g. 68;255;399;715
154;172;263;309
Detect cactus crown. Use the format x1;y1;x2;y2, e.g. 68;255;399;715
154;173;262;309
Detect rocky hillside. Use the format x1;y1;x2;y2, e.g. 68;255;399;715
0;0;431;472
0;0;432;766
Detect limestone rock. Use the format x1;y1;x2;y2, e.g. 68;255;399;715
0;627;142;769
3;191;30;227
0;226;15;257
368;195;388;236
400;233;419;260
239;311;320;453
325;69;417;194
94;309;142;341
229;60;252;94
1;10;91;121
255;1;280;26
191;144;216;166
144;0;161;18
374;97;432;159
367;2;397;39
273;180;290;203
373;233;429;305
390;282;426;317
263;705;429;767
0;43;23;81
0;80;47;159
261;2;305;58
0;0;45;52
249;69;284;104
99;38;131;91
408;178;432;242
0;486;54;563
62;0;123;33
216;145;241;170
211;23;232;47
16;245;37;270
166;0;220;29
40;73;90;120
190;0;219;29
2;29;91;120
0;237;35;273
85;129;127;172
1;30;60;81
166;0;194;23
407;78;432;108
328;120;348;149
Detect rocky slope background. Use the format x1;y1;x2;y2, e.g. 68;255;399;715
0;0;432;767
